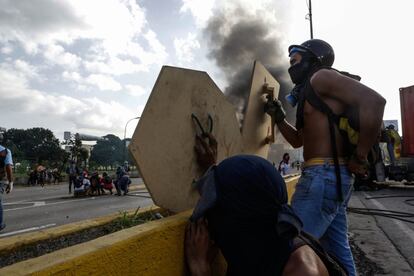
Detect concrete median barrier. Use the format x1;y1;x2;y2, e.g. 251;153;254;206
0;176;300;275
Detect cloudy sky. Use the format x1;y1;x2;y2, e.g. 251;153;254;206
0;0;412;140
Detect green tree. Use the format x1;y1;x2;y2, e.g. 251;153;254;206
4;128;68;167
90;134;124;167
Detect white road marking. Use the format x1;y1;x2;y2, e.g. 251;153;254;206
363;192;414;244
4;197;95;212
0;223;57;238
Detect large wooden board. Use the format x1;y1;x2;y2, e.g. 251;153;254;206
242;61;280;158
129;66;243;213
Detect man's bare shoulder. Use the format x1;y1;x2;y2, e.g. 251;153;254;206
310;68;361;99
310;69;342;94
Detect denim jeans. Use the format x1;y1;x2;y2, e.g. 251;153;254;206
291;163;356;276
0;181;5;228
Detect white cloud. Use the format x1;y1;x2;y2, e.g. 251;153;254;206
83;57;148;76
174;33;200;64
13;59;40;80
85;74;122;91
43;43;81;69
0;62;140;136
0;0;167;80
62;71;81;82
1;45;13;54
180;0;216;27
125;84;147;97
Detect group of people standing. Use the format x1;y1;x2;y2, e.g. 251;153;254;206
27;167;60;186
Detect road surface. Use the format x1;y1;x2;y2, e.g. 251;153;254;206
0;179;153;238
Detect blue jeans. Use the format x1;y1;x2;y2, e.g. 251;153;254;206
291;163;356;276
0;181;5;228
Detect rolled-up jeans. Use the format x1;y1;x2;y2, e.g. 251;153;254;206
291;163;356;276
0;181;5;228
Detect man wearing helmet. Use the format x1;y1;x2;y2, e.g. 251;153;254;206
266;39;386;276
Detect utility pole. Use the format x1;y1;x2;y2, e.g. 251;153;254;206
308;0;314;39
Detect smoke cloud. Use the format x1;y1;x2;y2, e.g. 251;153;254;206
203;4;295;121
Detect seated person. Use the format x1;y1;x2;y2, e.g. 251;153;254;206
90;172;105;195
101;172;114;194
185;134;347;276
73;175;91;195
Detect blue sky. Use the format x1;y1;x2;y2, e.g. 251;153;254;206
0;0;412;139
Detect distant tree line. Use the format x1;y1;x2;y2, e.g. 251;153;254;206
2;127;134;172
3;128;69;171
89;134;134;169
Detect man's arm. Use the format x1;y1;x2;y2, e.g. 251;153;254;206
277;120;303;148
264;98;303;148
311;69;386;160
5;164;13;183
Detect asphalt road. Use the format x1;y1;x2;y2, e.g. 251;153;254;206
0;178;153;238
352;187;414;270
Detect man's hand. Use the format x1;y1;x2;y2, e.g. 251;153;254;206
194;133;217;172
348;155;369;178
5;181;13;193
185;219;215;276
264;97;286;124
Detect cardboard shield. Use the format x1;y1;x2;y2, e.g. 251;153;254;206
242;61;280;157
129;66;243;212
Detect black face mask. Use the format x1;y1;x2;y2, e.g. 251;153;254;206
288;60;312;84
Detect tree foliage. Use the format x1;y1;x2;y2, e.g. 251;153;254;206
4;127;68;167
90;134;125;166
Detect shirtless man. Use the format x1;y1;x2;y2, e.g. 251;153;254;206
266;39;386;276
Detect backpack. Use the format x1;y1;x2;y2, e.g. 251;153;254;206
296;67;362;201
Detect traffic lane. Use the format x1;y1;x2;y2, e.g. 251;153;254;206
4;178;144;203
356;189;414;268
1;189;153;237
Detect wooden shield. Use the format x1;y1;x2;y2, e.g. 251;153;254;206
129;66;243;213
242;61;280;157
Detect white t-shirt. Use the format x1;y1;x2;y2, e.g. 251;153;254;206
279;162;290;175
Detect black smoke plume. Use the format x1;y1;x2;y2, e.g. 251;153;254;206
204;7;295;122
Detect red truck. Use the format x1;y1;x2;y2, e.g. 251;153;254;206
386;85;414;181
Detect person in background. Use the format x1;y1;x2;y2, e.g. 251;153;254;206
116;174;131;196
278;153;291;176
123;161;130;173
66;160;79;194
90;172;105;195
0;145;14;232
101;172;114;195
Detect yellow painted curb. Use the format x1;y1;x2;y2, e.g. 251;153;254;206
0;210;194;276
0;204;161;255
286;175;300;203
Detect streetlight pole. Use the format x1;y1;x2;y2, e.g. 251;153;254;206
308;0;314;39
124;116;140;162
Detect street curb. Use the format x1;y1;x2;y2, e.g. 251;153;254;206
0;204;161;256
